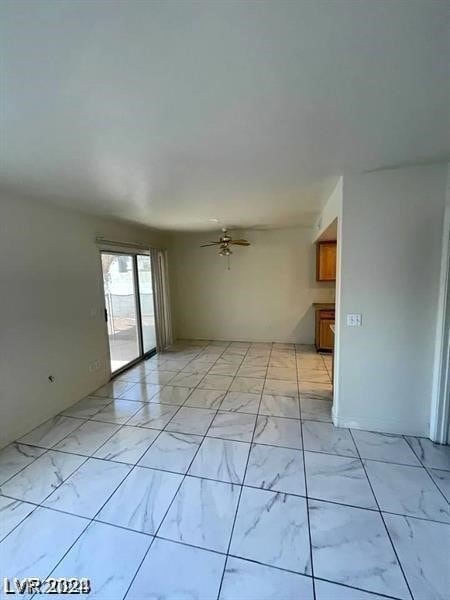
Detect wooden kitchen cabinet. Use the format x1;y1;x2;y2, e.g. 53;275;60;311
315;308;335;352
316;241;336;281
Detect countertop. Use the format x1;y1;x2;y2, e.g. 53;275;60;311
313;302;335;309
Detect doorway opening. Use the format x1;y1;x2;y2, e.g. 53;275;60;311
101;252;156;374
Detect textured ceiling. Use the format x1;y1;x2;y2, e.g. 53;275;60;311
1;0;449;230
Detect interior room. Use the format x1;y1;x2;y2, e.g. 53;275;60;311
0;1;449;599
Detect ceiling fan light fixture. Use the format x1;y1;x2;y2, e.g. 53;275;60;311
200;228;250;264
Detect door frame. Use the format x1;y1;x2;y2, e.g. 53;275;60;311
430;201;450;444
132;254;145;357
100;250;157;379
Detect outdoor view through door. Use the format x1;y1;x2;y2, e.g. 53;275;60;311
101;252;156;373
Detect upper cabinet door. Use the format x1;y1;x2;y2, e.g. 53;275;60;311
316;241;336;281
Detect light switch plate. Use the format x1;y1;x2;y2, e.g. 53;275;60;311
346;313;362;327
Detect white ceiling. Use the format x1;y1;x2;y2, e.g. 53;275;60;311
1;0;449;231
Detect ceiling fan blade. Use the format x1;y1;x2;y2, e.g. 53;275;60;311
230;240;250;246
200;242;221;247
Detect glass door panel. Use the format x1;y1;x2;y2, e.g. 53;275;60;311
101;253;140;373
137;254;157;353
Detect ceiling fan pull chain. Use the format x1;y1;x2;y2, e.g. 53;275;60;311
227;255;231;271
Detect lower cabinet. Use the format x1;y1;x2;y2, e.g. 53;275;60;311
315;309;335;352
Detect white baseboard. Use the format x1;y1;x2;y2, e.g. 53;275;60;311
332;408;428;438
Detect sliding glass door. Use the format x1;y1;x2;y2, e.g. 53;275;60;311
137;255;156;353
101;252;156;374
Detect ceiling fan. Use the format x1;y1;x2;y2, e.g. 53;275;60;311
200;228;250;256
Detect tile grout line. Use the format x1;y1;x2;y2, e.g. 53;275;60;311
348;428;415;600
28;483;122;598
12;388;168;483
81;344;227;469
312;576;404;600
25;362;209;593
4;479;450;533
0;497;43;545
0;498;430;600
0;338;442;544
421;464;450;504
22;344;216;599
402;435;450;505
31;446;150;598
0;448;92;542
296;343;316;600
122;340;248;600
41;343;219;600
216;342;267;600
2;345;329;487
158;528;403;600
33;501;400;600
2;341;448;599
4;428;445;507
0;346;434;471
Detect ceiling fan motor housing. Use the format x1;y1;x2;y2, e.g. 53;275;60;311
200;228;250;255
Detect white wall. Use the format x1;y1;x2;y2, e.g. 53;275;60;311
334;164;448;437
313;177;343;418
430;165;450;442
0;194;167;448
169;226;334;343
313;177;342;242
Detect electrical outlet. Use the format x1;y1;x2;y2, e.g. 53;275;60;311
346;313;362;327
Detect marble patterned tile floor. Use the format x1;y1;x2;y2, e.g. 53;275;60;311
0;340;449;600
